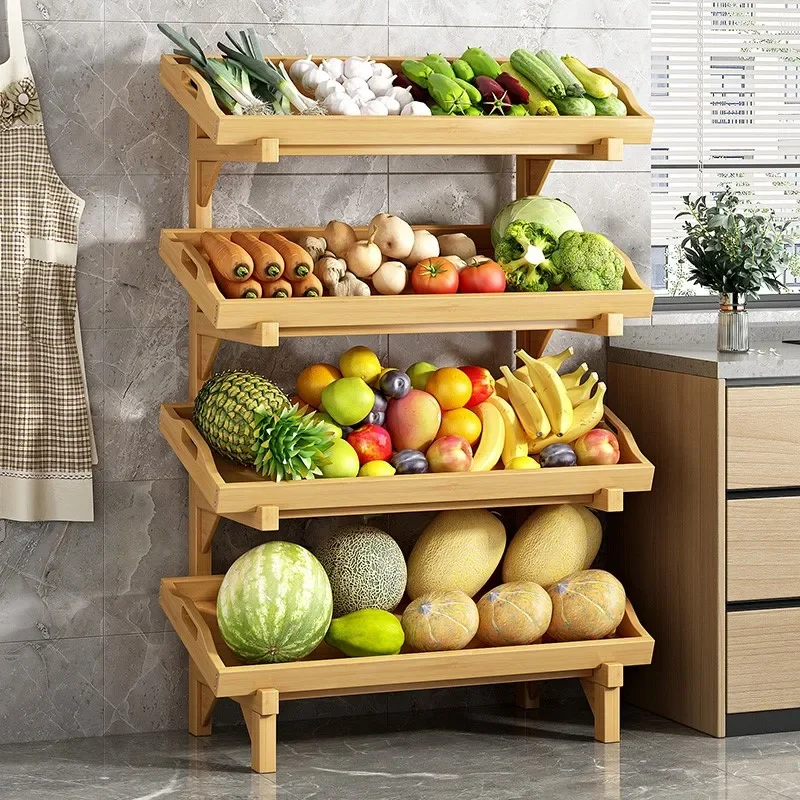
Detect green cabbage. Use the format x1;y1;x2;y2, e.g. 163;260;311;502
490;196;583;247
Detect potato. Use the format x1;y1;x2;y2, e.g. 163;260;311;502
437;233;477;261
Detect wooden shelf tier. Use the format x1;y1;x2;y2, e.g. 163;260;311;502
161;574;655;771
160;225;654;345
160;54;652;158
160;402;654;536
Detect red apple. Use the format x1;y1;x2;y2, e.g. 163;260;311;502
347;424;393;465
427;435;473;473
459;366;495;408
574;428;620;466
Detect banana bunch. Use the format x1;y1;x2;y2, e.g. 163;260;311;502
497;346;607;457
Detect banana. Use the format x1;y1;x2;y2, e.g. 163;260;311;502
495;366;531;400
470;401;505;471
567;371;599;407
560;362;589;390
499;365;550;440
530;382;607;454
538;346;574;372
486;394;529;465
516;349;573;438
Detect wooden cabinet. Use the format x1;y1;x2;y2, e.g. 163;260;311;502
608;359;800;737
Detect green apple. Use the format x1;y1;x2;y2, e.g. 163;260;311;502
320;438;360;479
406;361;438;391
320;377;374;426
313;411;342;439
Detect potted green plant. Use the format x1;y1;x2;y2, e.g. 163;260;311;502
678;188;797;352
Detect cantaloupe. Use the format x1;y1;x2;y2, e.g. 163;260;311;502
406;510;506;600
315;525;407;617
476;582;552;646
547;569;626;642
502;505;601;586
402;590;479;651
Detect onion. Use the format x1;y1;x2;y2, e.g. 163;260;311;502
289;58;316;83
321;57;344;81
384;86;414;109
344;56;374;81
316;79;345;101
371;62;393;80
368;74;395;97
301;66;329;91
376;95;401;115
400;101;432;116
360;99;389;116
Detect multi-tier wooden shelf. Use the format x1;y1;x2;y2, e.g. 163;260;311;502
157;52;656;773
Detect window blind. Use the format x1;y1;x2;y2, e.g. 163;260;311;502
651;0;800;294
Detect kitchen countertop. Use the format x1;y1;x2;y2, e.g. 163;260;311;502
608;341;800;380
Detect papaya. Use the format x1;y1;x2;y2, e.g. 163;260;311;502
325;609;404;657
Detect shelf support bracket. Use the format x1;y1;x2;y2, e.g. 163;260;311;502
516;156;554;197
516;330;554;359
581;662;623;743
236;689;279;774
589;488;624;512
222;506;280;532
188;661;217;737
515;681;541;710
189;481;219;574
591;313;624;337
592;137;624;161
195;309;280;348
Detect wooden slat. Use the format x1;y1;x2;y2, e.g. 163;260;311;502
727;386;800;490
728;608;800;713
727;497;800;602
607;363;727;737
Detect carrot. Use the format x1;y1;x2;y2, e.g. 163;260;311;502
231;231;285;281
215;275;263;299
290;273;324;297
200;232;253;282
262;278;293;298
259;231;313;280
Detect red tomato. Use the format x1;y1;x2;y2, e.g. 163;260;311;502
411;258;460;294
458;259;507;293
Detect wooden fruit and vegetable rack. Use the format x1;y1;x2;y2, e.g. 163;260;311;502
156;49;656;774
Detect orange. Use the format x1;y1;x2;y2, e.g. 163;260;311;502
425;367;474;411
296;363;342;409
438;408;482;446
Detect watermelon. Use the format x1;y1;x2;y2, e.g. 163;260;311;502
217;541;333;663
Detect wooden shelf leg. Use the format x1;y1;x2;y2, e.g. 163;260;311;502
515;681;541;710
188;307;221;398
189;481;218;576
516;156;554;197
516;330;554;359
188;661;217;737
237;689;279;774
188;120;219;228
581;663;623;743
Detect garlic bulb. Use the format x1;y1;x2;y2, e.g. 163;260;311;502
400;101;433;116
289;58;316;83
351;87;376;104
384;86;414;109
368;74;395;97
360;99;389;116
321;57;345;81
344;56;374;81
315;79;345;101
325;93;361;115
301;66;329;92
376;95;401;115
371;62;393;80
341;77;368;96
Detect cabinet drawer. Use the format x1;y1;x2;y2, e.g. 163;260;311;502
728;608;800;713
728;497;800;601
727;386;800;489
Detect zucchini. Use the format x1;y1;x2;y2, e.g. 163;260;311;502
499;63;559;116
553;96;596;117
453;77;481;106
422;53;456;79
561;55;615;99
588;95;627;117
509;49;565;100
536;49;584;97
451;58;475;82
460;47;502;79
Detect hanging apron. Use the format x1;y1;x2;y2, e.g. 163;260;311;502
0;0;95;521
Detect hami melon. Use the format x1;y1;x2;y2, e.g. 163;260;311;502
402;590;479;651
547;569;626;642
476;582;552;646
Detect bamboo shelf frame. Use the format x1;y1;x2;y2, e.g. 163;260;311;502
161;575;655;772
157;46;656;773
160;225;653;357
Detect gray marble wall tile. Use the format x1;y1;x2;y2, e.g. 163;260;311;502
82;328;105;480
104;478;188;636
25;22;104;177
20;0;103;20
389;0;649;29
0;488;103;643
68;177;104;331
103;631;188;734
0;638;104;744
103;325;188;481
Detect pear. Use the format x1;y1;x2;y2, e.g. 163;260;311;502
403;229;440;266
370;214;416;260
324;220;357;258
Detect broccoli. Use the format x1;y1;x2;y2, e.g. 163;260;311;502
548;230;625;291
495;220;561;292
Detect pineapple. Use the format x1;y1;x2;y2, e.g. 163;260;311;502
193;371;333;481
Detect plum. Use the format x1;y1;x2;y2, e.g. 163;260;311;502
540;443;577;468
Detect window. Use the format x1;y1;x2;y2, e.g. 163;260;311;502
652;1;800;296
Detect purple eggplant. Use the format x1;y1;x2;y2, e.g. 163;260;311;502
496;72;529;104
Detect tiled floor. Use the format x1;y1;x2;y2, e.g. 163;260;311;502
1;701;799;800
